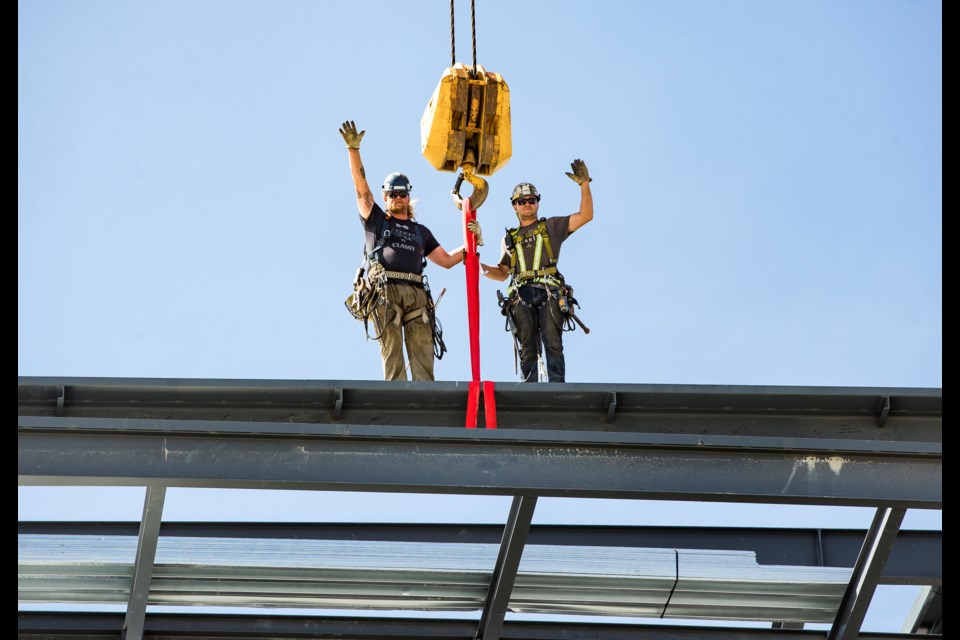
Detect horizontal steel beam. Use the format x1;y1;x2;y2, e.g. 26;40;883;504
18;379;942;638
15;612;926;640
18;377;942;443
18;417;941;508
18;522;941;585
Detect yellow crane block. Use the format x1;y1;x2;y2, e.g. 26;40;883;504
421;63;511;177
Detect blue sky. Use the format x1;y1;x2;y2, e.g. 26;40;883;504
19;0;941;632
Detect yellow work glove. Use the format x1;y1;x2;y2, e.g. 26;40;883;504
467;219;484;246
565;158;592;185
339;120;365;149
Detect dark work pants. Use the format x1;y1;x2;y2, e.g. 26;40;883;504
509;286;565;383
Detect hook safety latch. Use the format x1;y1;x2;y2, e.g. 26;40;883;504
451;169;489;210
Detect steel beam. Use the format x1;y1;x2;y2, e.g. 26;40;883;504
18;377;942;443
476;496;537;640
122;486;164;640
905;586;942;634
16;522;942;585
829;508;907;640
16;612;930;640
18;417;941;507
17;377;943;637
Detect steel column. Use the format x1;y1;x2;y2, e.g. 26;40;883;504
828;507;907;640
122;485;165;640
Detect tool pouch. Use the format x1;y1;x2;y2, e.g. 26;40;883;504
344;268;370;321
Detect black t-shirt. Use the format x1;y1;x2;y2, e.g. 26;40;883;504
362;204;440;274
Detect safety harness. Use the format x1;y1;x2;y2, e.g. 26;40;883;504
345;215;446;359
504;219;564;295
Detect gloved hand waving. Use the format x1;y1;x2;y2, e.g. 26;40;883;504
565;158;592;185
339;120;365;149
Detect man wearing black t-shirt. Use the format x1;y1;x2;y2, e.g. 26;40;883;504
339;120;482;381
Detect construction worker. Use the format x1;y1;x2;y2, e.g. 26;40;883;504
339;120;483;382
480;160;593;382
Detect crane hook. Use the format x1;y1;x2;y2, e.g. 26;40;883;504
451;166;488;210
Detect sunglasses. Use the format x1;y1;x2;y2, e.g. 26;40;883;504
514;197;538;206
386;191;409;199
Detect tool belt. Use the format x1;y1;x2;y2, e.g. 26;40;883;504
344;263;447;359
507;268;562;296
379;269;429;326
497;282;590;335
383;270;425;286
345;268;381;323
513;267;560;283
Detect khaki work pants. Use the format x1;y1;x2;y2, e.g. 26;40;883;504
373;282;435;381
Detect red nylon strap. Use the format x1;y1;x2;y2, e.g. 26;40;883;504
463;198;481;382
462;197;497;428
482;380;497;429
466;380;480;429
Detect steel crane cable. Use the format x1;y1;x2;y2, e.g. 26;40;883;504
449;0;478;76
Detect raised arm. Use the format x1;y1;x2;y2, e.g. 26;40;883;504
565;158;594;233
339;120;375;220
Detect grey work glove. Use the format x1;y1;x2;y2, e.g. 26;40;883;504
565;158;592;185
339;120;365;149
467;219;484;246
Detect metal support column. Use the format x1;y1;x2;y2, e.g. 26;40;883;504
828;506;906;640
122;485;166;640
475;495;537;640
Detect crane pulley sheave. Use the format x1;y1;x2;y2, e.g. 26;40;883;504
421;63;511;209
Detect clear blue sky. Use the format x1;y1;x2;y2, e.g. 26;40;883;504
19;0;941;632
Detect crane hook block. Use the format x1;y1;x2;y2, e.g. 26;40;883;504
421;63;511;177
